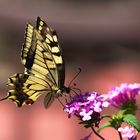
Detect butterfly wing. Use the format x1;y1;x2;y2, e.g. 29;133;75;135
36;17;65;88
22;20;64;87
22;23;58;84
7;73;52;107
6;23;62;107
36;17;68;107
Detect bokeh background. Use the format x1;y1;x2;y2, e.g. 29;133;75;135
0;0;140;140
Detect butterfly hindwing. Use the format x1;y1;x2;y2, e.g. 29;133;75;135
7;74;40;106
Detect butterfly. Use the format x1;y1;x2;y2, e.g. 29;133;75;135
2;17;70;108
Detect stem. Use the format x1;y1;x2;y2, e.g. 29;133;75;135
118;131;123;140
91;126;105;140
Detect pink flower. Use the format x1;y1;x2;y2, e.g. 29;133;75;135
64;92;109;121
118;126;138;140
108;83;140;108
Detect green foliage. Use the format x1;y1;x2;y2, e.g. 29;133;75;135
123;114;140;131
97;122;112;133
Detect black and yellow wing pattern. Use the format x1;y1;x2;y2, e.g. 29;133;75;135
2;17;70;108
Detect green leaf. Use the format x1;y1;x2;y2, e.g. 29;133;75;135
117;110;125;116
123;114;140;131
97;122;112;133
101;114;111;119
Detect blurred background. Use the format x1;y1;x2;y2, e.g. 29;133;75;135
0;0;140;140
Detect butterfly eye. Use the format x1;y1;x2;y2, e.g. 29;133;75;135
25;99;34;105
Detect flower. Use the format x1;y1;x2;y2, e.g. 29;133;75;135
118;126;137;140
108;83;140;108
64;92;109;121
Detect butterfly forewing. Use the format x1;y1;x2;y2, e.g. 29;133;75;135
22;24;44;70
22;22;60;86
36;17;65;88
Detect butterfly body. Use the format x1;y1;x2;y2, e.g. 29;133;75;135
3;17;70;108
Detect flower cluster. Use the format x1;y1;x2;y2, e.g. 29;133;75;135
64;92;109;121
108;83;140;108
64;83;140;140
118;126;138;140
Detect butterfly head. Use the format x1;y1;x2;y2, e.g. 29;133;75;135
56;86;70;96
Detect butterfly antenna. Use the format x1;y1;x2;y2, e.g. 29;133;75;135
71;87;82;94
70;88;79;96
68;68;81;87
